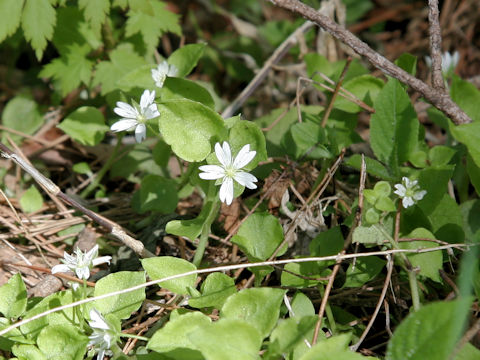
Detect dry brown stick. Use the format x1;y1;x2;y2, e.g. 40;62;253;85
268;0;472;125
0;141;154;259
428;0;446;92
351;254;394;351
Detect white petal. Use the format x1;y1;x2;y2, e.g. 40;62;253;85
92;256;112;266
167;64;178;76
157;61;169;73
402;197;414;208
413;190;427;201
85;245;99;261
135;124;146;143
111;119;138;132
89;309;110;330
219;177;234;205
393;184;406;197
214;142;231;167
234;171;258;189
233;144;256;169
140;90;155;109
76;266;90;280
199;165;225;179
452;51;459;67
114;104;137;119
51;264;71;274
144;103;160;119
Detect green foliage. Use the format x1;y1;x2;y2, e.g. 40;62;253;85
20;185;44;214
188;273;237;309
134;175;178;214
21;0;56;59
0;274;27;318
58;107;109;146
1;96;43;144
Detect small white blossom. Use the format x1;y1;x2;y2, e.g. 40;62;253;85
151;61;178;88
394;177;427;208
425;51;459;75
111;90;160;143
88;309;116;360
51;245;111;280
199;141;258;205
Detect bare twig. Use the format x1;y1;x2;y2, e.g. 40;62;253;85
268;0;472;125
428;0;446;92
0;141;154;259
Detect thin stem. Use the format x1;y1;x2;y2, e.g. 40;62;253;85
120;333;149;342
80;136;123;198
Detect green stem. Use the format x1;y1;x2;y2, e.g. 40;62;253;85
408;270;421;312
120;333;149;341
318;285;337;334
80;137;123;198
193;184;220;267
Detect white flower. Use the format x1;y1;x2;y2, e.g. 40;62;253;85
51;244;111;280
199;142;258;205
88;309;116;360
425;51;459;75
394;177;427;208
111;90;160;143
151;61;178;88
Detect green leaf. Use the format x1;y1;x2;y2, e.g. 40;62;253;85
280;262;330;288
395;53;417;76
399;228;442;282
334;75;384;113
299;334;374;360
0;0;24;43
228;120;268;169
343;256;386;288
78;0;110;36
291;292;315;318
386;299;470;360
309;226;344;261
37;324;88;360
162;77;215;109
1;96;43;144
352;225;385;246
135;175;178;214
370;78;419;172
282;121;331;160
231;212;285;261
189;319;262;360
345;154;394;180
39;43;94;96
451;121;480;168
147;311;211;358
141;256;197;295
0;274;27;318
428;146;456;166
125;1;181;56
451;75;480;122
20;185;43;214
168;43;206;77
58;106;109;146
110;143;164;182
455;343;480;360
221;287;286;338
92;43;147;95
265;316;317;359
166;200;214;241
467;154;480;196
189;273;237;309
427;194;464;243
12;344;47;360
460;199;480;242
116;64;156;92
21;0;56;59
157;99;227;162
417;165;454;214
93;271;146;319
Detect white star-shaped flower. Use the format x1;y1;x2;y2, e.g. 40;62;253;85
425;51;459;75
393;177;427;208
51;244;111;280
151;61;178;88
199;142;258;205
110;90;160;143
88;309;116;360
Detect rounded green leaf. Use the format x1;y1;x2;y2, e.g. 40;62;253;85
373;181;391;197
157;99;227;162
141;256;197;295
37;324;88;360
147;312;211;355
189;319;262;360
58;106;109;146
343;256;386;288
189;272;237;309
0;273;27;318
375;197;396;212
93;271;146;319
231;212;285;261
221;287;286;338
168;43;206;78
136;174;178;214
365;208;380;224
1;96;43;144
20;185;43;214
162;77;215;109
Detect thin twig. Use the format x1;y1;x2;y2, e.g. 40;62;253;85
268;0;472;125
428;0;446;92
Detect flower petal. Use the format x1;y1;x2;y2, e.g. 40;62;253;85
85;245;99;261
51;264;71;274
113;103;137;119
92;256;112;266
89;309;110;330
214;142;231;167
135;124;146;143
167;64;178;76
140;90;155;110
219;176;234;205
199;165;225;179
402;196;414;208
76;266;90;280
145;103;160;119
233;144;256;169
413;190;427;201
393;184;406;197
234;171;258;189
111;119;138;132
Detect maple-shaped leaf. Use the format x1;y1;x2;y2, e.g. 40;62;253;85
92;43;147;95
78;0;110;36
125;0;181;56
21;0;56;60
0;0;24;43
40;43;94;96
